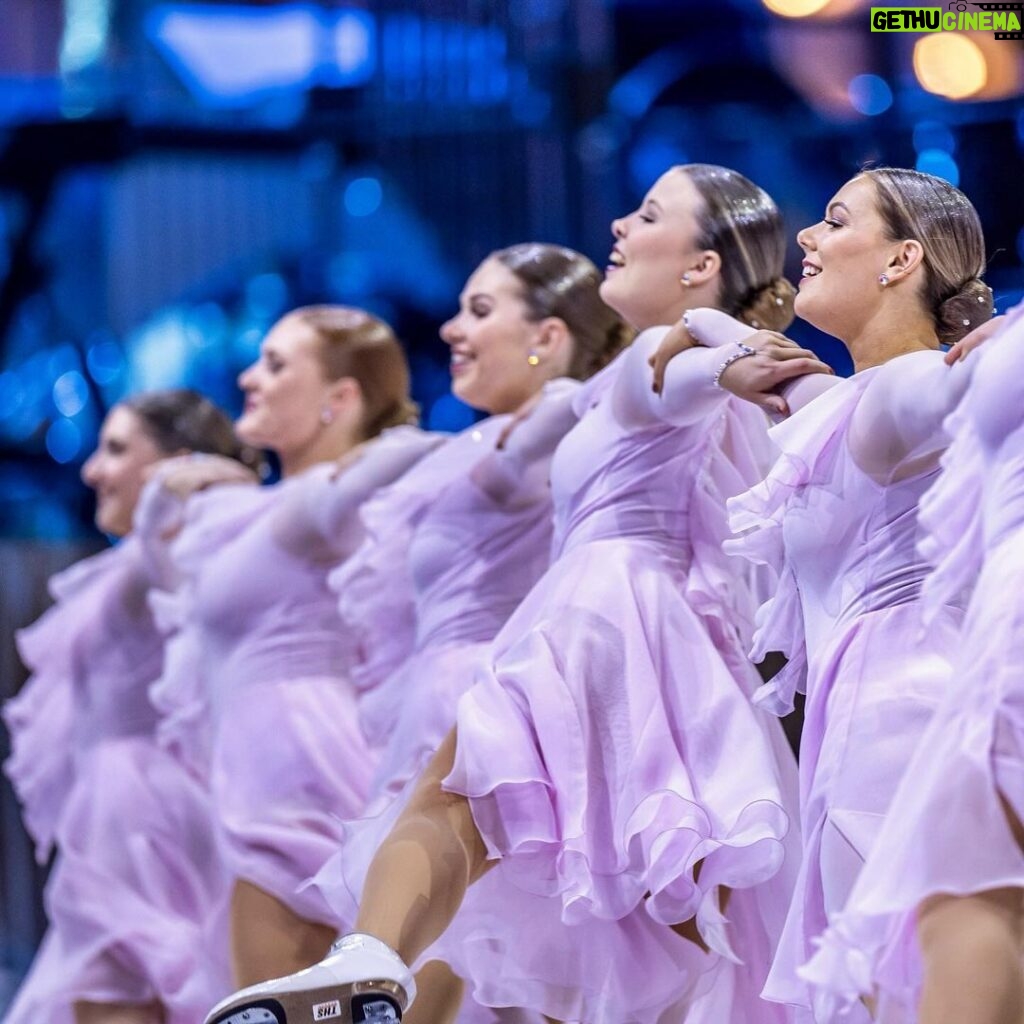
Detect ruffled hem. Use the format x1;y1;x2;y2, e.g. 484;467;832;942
4;738;232;1024
797;552;1024;1016
210;674;376;924
446;540;797;965
5;545;129;860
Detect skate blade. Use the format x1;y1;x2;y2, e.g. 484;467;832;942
206;980;407;1024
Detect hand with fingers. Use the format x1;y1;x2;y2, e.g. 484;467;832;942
944;315;1005;366
156;454;260;500
716;330;835;417
648;319;700;396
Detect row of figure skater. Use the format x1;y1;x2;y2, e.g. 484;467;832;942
3;160;1021;1024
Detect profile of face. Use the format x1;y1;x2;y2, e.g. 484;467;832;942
81;405;166;537
796;175;899;341
600;168;710;331
440;257;550;415
235;313;338;455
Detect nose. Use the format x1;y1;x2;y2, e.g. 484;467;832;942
611;216;626;240
237;362;257;390
81;452;100;488
439;314;460;347
796;222;817;252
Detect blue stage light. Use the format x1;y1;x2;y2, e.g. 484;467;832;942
53;370;90;418
848;74;893;116
46;418;83;464
913;119;956;155
344;177;384;218
86;337;124;386
915;148;960;187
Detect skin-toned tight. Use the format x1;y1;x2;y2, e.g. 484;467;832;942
915;798;1024;1024
230;880;335;987
354;729;714;1024
74;1001;163;1024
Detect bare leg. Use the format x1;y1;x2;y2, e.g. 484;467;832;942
917;887;1024;1024
355;729;490;964
403;960;465;1024
74;1000;164;1024
230;879;336;987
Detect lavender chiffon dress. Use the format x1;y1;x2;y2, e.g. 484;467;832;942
441;329;804;1023
2;530;230;1024
798;301;1024;1020
150;429;441;926
722;341;971;1020
310;384;578;1024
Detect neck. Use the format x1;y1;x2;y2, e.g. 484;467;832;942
279;428;362;478
845;307;939;373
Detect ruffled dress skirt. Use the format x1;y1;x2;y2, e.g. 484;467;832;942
2;737;231;1024
210;673;378;926
441;536;801;1023
799;536;1024;1021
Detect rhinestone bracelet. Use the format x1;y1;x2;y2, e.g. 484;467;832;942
712;342;756;389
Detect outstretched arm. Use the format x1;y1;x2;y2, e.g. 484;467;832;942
472;378;581;504
282;427;446;559
848;349;975;483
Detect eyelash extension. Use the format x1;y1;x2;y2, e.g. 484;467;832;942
824;218;843;229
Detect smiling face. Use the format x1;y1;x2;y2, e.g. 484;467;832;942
235;313;334;457
81;405;165;537
439;257;546;415
599;168;708;331
795;175;896;341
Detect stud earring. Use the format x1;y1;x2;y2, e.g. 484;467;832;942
320;408;334;425
681;273;692;287
527;351;540;367
878;273;889;287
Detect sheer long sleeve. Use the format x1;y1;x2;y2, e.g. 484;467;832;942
611;325;738;430
963;307;1024;451
132;468;190;590
471;378;581;504
275;427;447;560
848;349;974;483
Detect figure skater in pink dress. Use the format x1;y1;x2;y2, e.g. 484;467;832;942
662;167;993;1022
792;301;1024;1024
308;243;628;1024
146;308;441;992
3;390;250;1024
205;164;830;1024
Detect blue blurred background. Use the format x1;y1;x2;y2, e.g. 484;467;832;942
0;0;1021;1007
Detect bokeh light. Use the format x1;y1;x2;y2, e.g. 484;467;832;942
45;417;83;464
913;34;987;100
848;74;893;116
52;370;89;418
916;148;960;187
763;0;831;17
913;120;956;155
344;177;384;217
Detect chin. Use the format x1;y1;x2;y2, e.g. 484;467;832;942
451;376;485;411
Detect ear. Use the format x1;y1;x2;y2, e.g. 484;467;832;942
324;375;363;416
885;239;926;283
682;249;722;287
530;317;573;372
